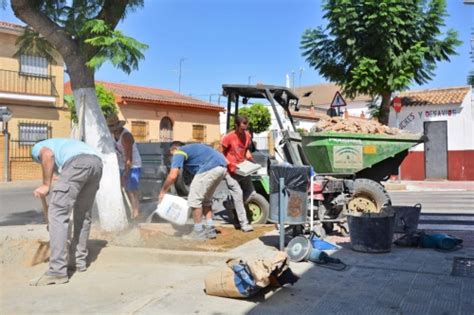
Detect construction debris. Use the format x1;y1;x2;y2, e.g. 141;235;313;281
311;116;401;135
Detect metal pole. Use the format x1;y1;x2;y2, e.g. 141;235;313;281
4;129;9;182
291;71;295;88
279;177;286;251
226;94;232;133
299;67;304;87
310;174;314;232
178;58;185;93
247;75;254;85
396;111;401;182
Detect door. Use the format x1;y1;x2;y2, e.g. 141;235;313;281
159;117;173;142
424;121;447;179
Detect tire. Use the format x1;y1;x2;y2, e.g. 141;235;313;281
245;193;269;224
349;178;391;213
174;169;193;197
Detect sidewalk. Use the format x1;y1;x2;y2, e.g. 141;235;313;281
1;224;473;314
384;180;474;191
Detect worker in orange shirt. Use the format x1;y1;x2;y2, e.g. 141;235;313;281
221;116;255;232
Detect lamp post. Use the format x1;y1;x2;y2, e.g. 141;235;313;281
299;67;305;87
178;58;185;93
0;106;13;182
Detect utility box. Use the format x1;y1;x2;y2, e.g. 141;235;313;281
268;164;311;225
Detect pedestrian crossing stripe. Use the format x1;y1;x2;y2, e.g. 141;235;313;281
331;91;347;107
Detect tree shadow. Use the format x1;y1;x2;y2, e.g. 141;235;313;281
0;209;45;226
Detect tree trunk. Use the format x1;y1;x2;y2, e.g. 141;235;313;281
11;0;128;231
378;91;392;125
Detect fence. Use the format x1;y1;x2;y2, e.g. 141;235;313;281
9;139;37;161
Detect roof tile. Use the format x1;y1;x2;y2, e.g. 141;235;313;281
399;86;470;106
64;81;224;112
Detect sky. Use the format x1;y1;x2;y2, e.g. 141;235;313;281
1;0;473;103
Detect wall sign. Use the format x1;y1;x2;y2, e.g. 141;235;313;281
398;108;460;129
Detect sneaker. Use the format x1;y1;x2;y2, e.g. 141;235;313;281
182;229;208;241
240;224;254;233
30;274;69;286
68;265;87;272
205;226;217;239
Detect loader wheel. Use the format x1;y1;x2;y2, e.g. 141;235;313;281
175;169;193;197
348;179;391;214
246;193;269;224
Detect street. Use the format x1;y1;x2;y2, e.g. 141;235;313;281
390;191;474;231
1;182;473;230
0;182;43;226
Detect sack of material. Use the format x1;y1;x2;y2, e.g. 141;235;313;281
154;194;189;225
248;252;290;287
204;259;258;298
204;253;297;299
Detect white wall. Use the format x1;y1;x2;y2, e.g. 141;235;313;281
388;89;474;151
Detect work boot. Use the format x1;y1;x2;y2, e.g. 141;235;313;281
182;229;208;241
240;223;254;233
30;274;69;286
205;226;217;239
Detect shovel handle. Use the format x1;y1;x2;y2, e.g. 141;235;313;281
40;196;49;229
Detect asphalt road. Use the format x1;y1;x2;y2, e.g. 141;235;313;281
0;182;44;226
1;184;473;230
390;191;474;231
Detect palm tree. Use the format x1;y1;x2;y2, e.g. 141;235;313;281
13;28;58;63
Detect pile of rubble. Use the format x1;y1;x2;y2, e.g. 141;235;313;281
311;116;400;135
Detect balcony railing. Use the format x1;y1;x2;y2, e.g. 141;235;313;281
0;69;58;98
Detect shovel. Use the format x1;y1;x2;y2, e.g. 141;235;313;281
28;195;50;266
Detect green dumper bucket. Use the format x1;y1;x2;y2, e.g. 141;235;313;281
302;132;423;181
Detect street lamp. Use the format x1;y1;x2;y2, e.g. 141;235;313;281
299;67;305;87
178;58;186;93
0;106;12;182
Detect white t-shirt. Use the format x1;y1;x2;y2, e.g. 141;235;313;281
114;128;142;170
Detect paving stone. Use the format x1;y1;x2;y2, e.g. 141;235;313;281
399;301;432;314
429;299;460;315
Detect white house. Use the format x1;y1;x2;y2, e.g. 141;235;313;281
388;86;473;181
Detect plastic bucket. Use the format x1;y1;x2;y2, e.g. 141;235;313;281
347;214;395;253
391;204;422;234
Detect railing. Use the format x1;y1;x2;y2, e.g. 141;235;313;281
9;139;36;161
0;69;58;97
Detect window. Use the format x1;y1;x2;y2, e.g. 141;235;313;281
159;116;173;142
192;125;206;142
20;55;48;77
19;122;50;145
131;121;147;142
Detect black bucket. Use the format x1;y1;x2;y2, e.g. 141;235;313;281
347;214;395;253
391;204;422;234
